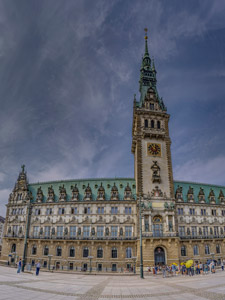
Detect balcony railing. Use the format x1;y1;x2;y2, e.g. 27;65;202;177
179;234;224;240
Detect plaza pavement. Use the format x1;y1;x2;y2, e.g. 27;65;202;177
0;266;225;300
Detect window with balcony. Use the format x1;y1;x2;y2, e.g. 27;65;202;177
33;226;39;238
111;226;118;237
57;226;63;238
203;226;208;236
97;226;104;238
70;226;76;238
193;245;199;256
191;226;197;237
83;226;90;238
125;226;132;237
44;226;51;238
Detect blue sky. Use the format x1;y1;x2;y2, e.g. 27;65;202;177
0;0;225;215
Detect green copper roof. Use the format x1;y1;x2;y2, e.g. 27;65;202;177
28;178;136;203
174;180;225;204
28;177;225;204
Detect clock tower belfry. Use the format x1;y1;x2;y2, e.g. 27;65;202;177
132;30;174;200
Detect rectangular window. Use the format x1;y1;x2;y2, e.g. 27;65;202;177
46;208;52;215
111;207;118;214
212;209;217;216
179;226;185;236
83;226;90;237
125;207;132;214
111;226;118;237
97;207;104;214
125;226;132;237
191;226;197;236
58;208;65;215
84;207;91;214
71;207;78;214
57;226;63;238
13;225;19;236
33;226;39;237
189;208;195;215
44;226;51;238
201;209;206;216
214;226;219;236
150;103;154;110
70;226;76;238
177;208;183;215
203;226;208;236
35;209;41;216
97;226;104;237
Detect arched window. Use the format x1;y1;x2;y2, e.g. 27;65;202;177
205;245;210;255
83;247;89;257
97;247;103;258
181;246;186;256
151;120;154;128
112;247;117;258
157;121;161;129
193;245;199;256
69;246;75;257
126;247;132;258
216;244;221;254
43;246;49;256
32;245;37;255
56;246;62;256
144;119;148;128
11;243;16;253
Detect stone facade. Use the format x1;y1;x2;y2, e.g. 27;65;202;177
1;33;225;271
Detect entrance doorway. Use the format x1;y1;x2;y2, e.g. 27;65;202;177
154;247;165;266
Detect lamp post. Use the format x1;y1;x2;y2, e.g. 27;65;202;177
88;256;93;273
48;254;53;271
132;256;137;274
139;195;144;279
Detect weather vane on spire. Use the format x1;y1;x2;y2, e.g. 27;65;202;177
144;28;148;40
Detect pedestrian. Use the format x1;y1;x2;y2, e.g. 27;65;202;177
162;265;166;278
36;261;41;276
17;259;22;274
222;260;224;271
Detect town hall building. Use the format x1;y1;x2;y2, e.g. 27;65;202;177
1;32;225;272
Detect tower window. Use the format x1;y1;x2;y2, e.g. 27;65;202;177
151;120;154;128
157;121;160;129
144;119;148;128
150;103;154;110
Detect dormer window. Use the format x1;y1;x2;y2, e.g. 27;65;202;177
144;119;148;128
151;120;154;128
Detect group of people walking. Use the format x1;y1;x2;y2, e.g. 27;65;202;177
17;258;41;276
150;260;225;278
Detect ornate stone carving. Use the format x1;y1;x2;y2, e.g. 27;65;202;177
175;185;183;202
198;187;205;203
36;186;43;203
208;189;216;204
110;183;119;200
71;184;79;201
151;161;161;183
47;186;55;203
151;186;163;197
97;183;105;200
187;186;194;202
84;184;92;201
124;183;133;200
59;185;67;202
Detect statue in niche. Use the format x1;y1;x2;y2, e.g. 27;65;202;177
120;228;123;236
40;228;43;235
52;228;55;235
91;228;95;235
105;227;109;236
64;227;68;235
78;228;81;235
151;161;161;183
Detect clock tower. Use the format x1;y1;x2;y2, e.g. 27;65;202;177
132;30;174;200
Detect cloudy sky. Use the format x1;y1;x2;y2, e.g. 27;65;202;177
0;0;225;216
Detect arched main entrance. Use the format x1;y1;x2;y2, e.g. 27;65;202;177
154;247;165;266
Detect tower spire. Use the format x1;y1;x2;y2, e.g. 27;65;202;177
144;28;149;57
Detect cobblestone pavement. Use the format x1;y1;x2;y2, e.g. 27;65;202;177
0;266;225;300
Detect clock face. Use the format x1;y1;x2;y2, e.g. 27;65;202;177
147;143;161;156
